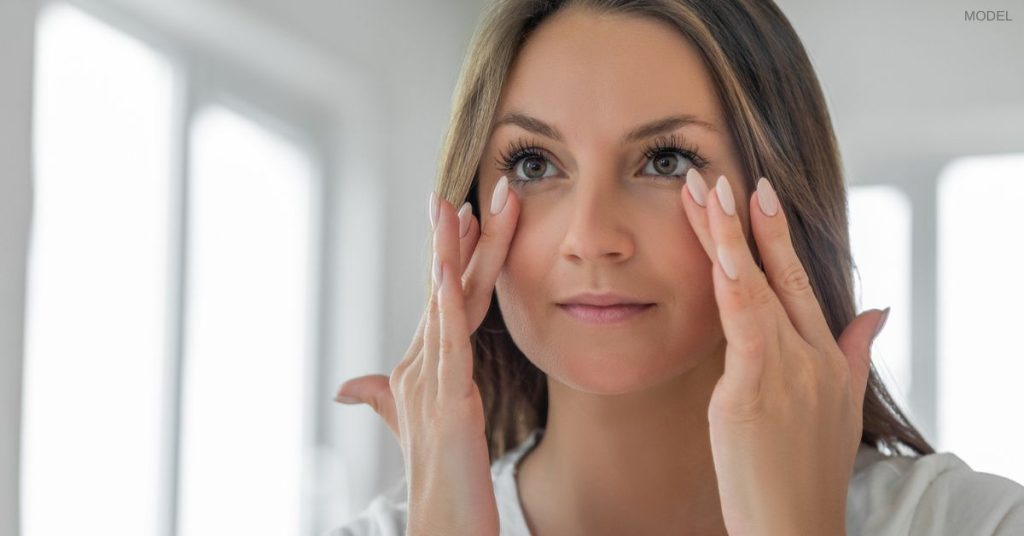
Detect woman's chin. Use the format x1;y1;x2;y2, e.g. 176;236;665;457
539;351;688;395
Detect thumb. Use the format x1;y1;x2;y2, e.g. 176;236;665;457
335;375;400;443
837;307;890;407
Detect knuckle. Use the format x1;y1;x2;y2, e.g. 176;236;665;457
749;277;777;308
735;333;766;357
722;221;745;243
389;369;404;394
460;273;476;301
478;219;499;242
780;262;813;296
439;334;468;356
766;219;791;242
391;358;417;390
438;335;456;355
439;292;464;315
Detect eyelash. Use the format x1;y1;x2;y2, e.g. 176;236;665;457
494;133;711;186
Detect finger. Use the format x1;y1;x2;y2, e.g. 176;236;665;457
421;195;460;393
437;258;475;399
706;174;779;397
706;174;779;319
749;176;835;351
457;201;480;274
710;253;769;403
837;307;888;413
681;168;716;262
461;175;520;329
334;375;401;443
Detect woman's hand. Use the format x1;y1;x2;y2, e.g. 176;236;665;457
333;177;520;536
681;168;889;536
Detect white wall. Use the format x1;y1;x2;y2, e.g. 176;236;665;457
0;0;35;533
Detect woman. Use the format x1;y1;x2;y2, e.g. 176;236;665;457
330;0;1024;534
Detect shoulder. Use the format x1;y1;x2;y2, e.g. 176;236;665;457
848;444;1024;536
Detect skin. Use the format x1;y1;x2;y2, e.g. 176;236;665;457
475;9;749;535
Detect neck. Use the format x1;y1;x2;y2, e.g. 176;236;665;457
516;343;729;536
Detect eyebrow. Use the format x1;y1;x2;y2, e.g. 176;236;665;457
491;111;719;144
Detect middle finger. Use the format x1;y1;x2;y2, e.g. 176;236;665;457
421;193;462;391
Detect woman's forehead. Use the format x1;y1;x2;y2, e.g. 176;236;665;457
496;9;723;135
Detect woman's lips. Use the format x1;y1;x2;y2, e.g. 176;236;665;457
557;303;655;324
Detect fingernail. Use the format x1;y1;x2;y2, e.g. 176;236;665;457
715;175;735;216
873;306;891;341
716;243;739;280
334;390;360;404
429;191;440;229
756;177;779;217
433;251;441;286
457;202;471;237
490;175;509;215
685;168;707;207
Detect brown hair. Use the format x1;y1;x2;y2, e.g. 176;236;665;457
427;0;934;462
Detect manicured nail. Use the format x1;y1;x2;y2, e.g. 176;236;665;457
685;168;707;207
717;243;738;280
428;191;440;229
334;386;360;404
756;177;779;217
491;175;509;215
873;306;891;341
457;202;471;237
715;175;735;216
433;251;442;286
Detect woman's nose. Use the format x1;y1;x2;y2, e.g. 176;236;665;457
557;178;636;264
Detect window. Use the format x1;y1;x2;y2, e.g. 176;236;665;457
23;5;173;534
938;154;1024;485
849;186;915;422
23;3;322;535
178;105;314;535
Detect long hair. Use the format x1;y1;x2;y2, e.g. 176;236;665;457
426;0;935;462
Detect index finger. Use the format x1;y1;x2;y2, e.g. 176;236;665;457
460;175;520;328
748;176;834;351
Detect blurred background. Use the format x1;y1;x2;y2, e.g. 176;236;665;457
0;0;1021;534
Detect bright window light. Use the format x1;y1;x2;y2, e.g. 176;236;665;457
938;154;1024;484
23;4;174;535
177;105;314;536
849;186;914;424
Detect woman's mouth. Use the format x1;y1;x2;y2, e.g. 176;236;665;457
556;303;655;325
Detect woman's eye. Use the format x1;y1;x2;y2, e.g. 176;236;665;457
643;151;694;178
507;149;697;183
513;154;559;181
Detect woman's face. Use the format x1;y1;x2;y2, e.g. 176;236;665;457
476;9;750;394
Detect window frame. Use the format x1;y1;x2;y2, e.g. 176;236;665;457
33;1;337;534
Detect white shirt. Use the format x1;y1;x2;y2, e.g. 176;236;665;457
325;428;1024;535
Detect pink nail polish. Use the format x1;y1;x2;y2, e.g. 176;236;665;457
335;394;360;404
717;244;739;280
756;177;779;216
429;191;439;229
873;306;891;340
432;251;441;286
491;176;509;215
458;202;471;237
715;175;736;216
686;168;707;207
